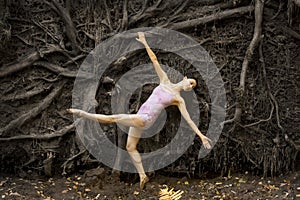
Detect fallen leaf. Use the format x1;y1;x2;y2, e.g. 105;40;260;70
133;191;139;195
0;180;7;187
159;185;183;200
238;179;246;183
61;190;68;194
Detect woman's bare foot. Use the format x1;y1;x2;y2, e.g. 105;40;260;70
140;176;149;190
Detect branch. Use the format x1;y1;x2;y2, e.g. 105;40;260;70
168;5;254;30
0;46;57;78
0;80;67;136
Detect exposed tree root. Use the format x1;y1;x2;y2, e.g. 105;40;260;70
223;0;264;125
167;5;254;30
43;0;80;54
0;120;76;141
33;61;93;79
0;80;67;136
0;46;58;78
1;85;51;102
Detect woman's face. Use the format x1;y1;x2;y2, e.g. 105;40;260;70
183;77;196;91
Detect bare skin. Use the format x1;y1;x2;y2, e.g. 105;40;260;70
68;32;212;190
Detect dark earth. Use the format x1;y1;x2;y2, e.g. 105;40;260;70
1;170;300;199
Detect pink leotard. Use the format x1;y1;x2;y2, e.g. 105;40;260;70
137;85;174;129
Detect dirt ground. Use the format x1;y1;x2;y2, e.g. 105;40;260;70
0;170;299;200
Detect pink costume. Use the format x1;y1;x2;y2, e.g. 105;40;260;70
137;85;174;129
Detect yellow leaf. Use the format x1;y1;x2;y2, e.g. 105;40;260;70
85;188;91;192
184;181;189;185
61;190;68;194
133;191;139;195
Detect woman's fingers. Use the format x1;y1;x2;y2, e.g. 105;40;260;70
67;108;81;115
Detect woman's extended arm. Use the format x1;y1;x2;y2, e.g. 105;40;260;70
136;32;170;83
176;97;212;149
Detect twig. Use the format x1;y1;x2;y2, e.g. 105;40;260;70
32;19;60;44
243;99;274;128
259;38;284;133
129;0;164;26
62;54;86;67
0;80;67;136
103;0;113;31
168;5;254;30
61;149;87;175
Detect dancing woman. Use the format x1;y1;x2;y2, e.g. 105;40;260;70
68;32;212;189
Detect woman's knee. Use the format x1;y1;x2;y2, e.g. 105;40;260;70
126;143;136;152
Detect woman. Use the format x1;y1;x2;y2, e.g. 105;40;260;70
68;32;212;190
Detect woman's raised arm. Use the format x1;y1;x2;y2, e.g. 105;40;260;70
136;32;170;83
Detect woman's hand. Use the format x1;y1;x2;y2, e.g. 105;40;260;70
136;32;147;44
67;108;82;116
201;135;212;149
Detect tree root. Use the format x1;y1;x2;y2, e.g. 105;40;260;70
44;0;80;54
0;46;58;78
1;85;51;102
129;0;164;26
61;149;87;175
121;0;128;31
0;120;76;141
33;61;93;79
283;26;300;40
167;5;254;30
223;0;264;125
0;80;67;136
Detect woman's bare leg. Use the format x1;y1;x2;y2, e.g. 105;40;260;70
126;127;149;190
68;109;148;188
67;108;145;128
